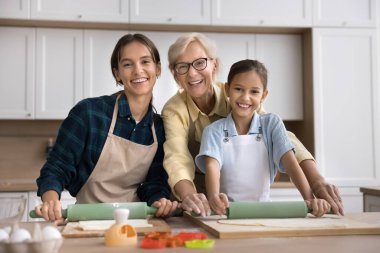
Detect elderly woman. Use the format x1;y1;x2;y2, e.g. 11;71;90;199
161;32;343;217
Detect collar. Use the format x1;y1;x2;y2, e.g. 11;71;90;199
186;82;229;122
117;93;154;126
224;112;261;137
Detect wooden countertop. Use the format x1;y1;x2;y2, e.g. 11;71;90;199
9;213;380;253
360;187;380;196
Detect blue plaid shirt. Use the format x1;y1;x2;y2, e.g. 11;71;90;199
37;93;171;205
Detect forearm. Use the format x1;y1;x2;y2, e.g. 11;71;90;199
282;152;314;200
300;159;326;189
205;157;221;196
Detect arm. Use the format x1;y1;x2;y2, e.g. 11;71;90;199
287;132;344;215
281;151;330;217
205;156;229;215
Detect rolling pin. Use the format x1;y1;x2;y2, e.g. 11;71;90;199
29;201;322;221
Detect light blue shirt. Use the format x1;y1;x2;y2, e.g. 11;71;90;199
195;112;294;184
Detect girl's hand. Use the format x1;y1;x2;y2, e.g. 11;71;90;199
151;198;180;218
208;193;229;215
35;200;65;225
306;199;331;217
180;193;211;217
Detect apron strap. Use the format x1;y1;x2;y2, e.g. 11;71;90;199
109;94;121;134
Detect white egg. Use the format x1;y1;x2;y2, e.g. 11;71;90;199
0;229;9;242
42;226;62;240
10;228;31;243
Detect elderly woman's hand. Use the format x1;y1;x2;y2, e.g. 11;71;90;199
180;193;211;217
311;180;344;215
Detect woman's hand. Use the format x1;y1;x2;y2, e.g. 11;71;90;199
35;200;65;225
151;198;180;218
311;180;344;215
208;193;229;215
180;193;211;217
306;199;331;217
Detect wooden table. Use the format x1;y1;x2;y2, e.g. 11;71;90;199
59;213;379;253
4;213;379;253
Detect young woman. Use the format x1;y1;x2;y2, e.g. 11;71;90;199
161;32;343;217
35;34;178;224
195;59;330;217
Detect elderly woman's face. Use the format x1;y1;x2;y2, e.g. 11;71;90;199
173;41;216;99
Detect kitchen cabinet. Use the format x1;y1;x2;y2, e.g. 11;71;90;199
0;27;35;119
84;30;125;98
312;28;380;188
130;0;211;25
211;0;312;27
360;187;380;212
313;0;376;28
30;0;129;22
207;33;303;120
0;0;30;19
35;28;83;119
0;192;29;222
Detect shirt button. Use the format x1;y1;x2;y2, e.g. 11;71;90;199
127;117;130;120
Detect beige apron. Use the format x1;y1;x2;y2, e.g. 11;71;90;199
76;94;158;203
221;119;271;201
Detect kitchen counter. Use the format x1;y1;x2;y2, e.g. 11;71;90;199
360;187;380;212
12;213;380;253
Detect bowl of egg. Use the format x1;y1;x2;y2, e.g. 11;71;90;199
0;196;63;253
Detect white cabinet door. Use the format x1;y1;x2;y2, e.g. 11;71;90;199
207;33;303;120
211;0;312;27
313;28;380;187
0;0;30;19
30;0;129;22
255;34;303;120
35;28;83;119
0;192;29;222
313;0;376;27
84;30;125;98
0;27;35;119
130;0;210;25
136;31;182;113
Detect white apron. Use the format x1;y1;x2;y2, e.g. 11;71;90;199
221;120;271;201
76;94;158;203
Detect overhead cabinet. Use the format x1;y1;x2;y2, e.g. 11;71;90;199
0;0;30;19
211;0;312;27
30;0;129;22
313;0;377;27
130;0;211;25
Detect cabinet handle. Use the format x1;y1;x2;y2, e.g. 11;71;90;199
342;21;347;26
26;113;31;117
259;20;264;25
167;17;173;22
77;14;83;19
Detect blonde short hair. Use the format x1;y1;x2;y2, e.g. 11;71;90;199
168;33;220;78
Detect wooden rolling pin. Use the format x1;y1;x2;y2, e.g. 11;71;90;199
29;201;318;221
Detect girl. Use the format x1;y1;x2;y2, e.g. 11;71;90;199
35;34;178;224
195;59;330;217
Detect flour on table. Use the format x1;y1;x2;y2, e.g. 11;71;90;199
77;219;152;231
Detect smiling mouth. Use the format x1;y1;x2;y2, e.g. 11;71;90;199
131;77;148;84
237;103;251;109
188;79;203;86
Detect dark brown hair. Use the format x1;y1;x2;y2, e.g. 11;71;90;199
110;33;161;85
227;59;268;90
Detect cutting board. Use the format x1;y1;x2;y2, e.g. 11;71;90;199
184;212;380;239
61;218;171;238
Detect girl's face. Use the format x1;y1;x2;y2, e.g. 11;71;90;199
113;41;161;99
174;41;216;99
225;70;268;121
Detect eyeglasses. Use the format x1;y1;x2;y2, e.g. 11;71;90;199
174;58;210;75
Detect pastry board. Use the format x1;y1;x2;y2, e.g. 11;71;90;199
184;212;380;239
61;218;171;238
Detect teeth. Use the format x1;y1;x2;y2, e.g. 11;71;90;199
189;80;202;85
238;103;250;108
132;78;148;83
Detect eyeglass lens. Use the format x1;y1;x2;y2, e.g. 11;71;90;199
175;58;208;75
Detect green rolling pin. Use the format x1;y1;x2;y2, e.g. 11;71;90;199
30;201;329;221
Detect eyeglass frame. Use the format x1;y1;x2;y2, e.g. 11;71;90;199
173;57;212;75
